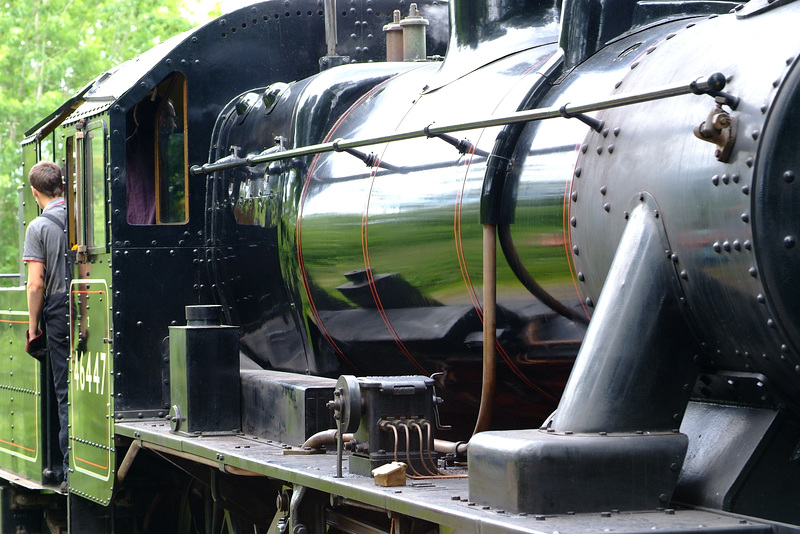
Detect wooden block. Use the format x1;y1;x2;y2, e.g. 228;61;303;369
372;461;407;487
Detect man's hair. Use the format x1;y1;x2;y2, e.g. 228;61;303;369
29;161;63;197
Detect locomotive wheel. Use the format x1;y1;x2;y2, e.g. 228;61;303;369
176;479;265;534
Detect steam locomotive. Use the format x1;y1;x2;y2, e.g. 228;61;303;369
3;0;800;531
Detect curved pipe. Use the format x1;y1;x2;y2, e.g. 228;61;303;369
498;224;589;325
302;429;354;450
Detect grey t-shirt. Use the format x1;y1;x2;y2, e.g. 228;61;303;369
23;198;68;297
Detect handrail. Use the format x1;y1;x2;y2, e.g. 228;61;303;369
189;72;732;176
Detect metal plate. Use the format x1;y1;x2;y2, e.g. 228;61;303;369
0;294;46;482
69;279;114;505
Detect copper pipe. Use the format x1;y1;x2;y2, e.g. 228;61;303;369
117;440;142;482
433;439;468;457
301;429;353;450
473;224;497;435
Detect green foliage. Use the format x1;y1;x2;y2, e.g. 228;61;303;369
0;0;209;274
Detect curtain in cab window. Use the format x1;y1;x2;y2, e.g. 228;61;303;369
126;73;188;225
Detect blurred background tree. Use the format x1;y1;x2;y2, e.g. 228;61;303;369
0;0;223;276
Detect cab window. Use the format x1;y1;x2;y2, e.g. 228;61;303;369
126;73;188;225
86;123;107;249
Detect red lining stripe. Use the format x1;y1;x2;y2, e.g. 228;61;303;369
296;78;398;371
360;159;428;375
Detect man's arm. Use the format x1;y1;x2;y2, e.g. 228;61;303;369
26;261;45;334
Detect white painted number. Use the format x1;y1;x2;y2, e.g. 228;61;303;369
73;351;107;395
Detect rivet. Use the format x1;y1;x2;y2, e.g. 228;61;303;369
624;211;629;220
600;185;607;195
742;185;749;195
603;203;611;212
596;146;603;155
732;173;740;184
784;236;796;248
744;240;752;250
577;272;585;282
602;128;609;138
630;61;639;69
615;81;622;89
613;127;620;136
680;270;688;280
782;344;789;353
788;57;796;65
757;294;766;304
761;105;768;114
742;213;749;223
585;297;594;308
711;175;720;186
575;167;582;177
733;240;741;251
572;191;578;202
570;217;577;227
723;241;731;252
773;79;781;88
751;130;759;140
784;170;795;183
767;318;776;328
722;174;729;185
671;254;679;263
573;245;580;255
749;267;758;277
746;157;754;168
607;144;614;154
581;144;588;154
713;242;721;253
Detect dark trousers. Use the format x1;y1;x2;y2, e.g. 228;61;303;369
43;291;69;478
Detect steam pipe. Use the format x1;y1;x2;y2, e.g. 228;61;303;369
302;429;353;450
473;224;497;435
433;439;468;458
498;224;589;324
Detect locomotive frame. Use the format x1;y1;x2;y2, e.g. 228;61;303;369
2;0;800;532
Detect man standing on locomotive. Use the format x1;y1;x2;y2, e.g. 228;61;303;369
23;161;70;492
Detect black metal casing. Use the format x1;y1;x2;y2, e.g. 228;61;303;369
169;306;240;435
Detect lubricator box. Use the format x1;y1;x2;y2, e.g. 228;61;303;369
349;376;437;477
169;305;240;435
